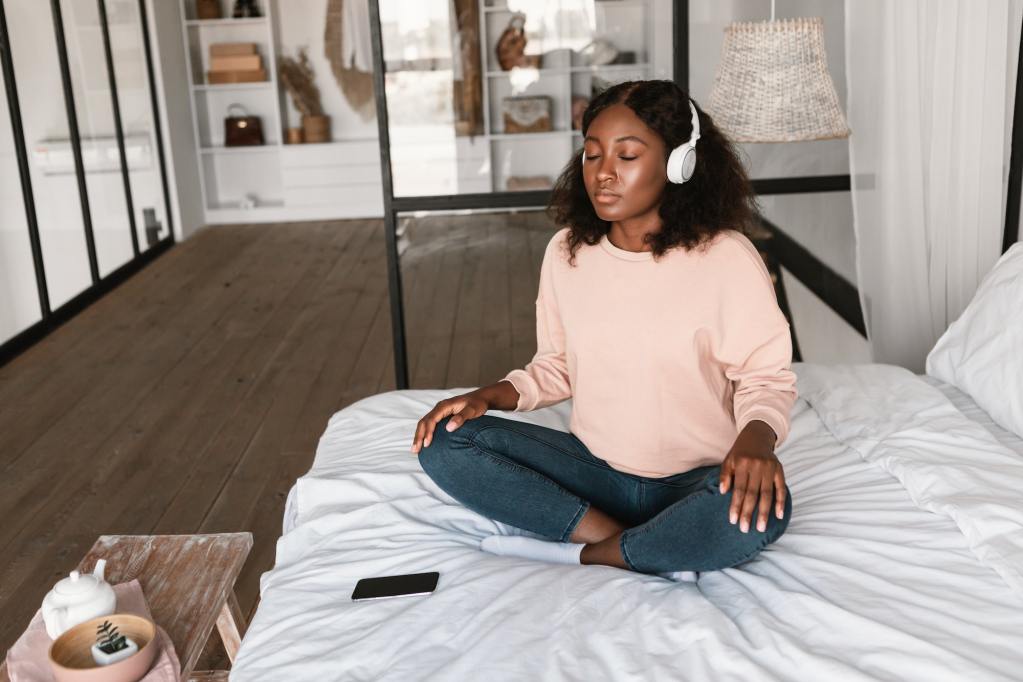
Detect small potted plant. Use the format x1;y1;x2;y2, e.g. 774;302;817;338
91;619;138;666
278;47;330;143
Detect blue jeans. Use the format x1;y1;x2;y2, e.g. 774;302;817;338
418;414;792;574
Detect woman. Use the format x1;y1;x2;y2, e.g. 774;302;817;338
410;79;797;580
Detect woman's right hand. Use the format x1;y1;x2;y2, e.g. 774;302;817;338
410;390;490;455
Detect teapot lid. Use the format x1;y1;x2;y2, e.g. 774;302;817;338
54;570;101;597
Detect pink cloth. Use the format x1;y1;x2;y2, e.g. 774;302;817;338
502;227;798;477
6;579;179;682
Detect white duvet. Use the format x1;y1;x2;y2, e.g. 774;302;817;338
232;363;1023;681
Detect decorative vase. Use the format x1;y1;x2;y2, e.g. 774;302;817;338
302;114;330;143
286;127;304;144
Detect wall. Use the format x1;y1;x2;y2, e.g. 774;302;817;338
148;0;204;240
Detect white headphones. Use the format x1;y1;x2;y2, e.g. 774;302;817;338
582;99;701;185
666;100;701;184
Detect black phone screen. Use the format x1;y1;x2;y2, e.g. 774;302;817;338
351;571;439;601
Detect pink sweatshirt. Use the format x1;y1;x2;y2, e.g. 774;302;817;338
501;227;798;478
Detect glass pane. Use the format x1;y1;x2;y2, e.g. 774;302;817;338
399;209;557;389
6;0;93;309
758;191;857;286
380;0;673;197
106;0;169;250
688;0;849;178
0;53;44;344
60;0;135;276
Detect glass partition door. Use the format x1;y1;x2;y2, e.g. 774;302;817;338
379;0;673;198
0;0;172;358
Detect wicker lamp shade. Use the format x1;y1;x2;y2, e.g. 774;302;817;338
707;17;850;143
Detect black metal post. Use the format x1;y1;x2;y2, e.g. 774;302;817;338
1003;11;1023;253
368;0;409;390
0;0;50;318
675;0;689;91
137;0;175;244
51;0;100;283
97;0;140;257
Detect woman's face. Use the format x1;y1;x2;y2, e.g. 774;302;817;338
582;103;668;223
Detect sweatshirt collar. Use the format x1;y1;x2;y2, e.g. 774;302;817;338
599;233;654;261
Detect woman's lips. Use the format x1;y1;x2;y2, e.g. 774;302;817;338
594;190;620;204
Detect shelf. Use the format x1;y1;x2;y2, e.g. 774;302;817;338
208;200;284;211
484;0;647;11
487;63;650;77
200;145;281;155
489;130;572;140
193;82;273;91
185;17;267;27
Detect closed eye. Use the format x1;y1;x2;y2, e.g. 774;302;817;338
619;156;636;160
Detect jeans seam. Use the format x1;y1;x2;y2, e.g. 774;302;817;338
619;530;639;571
472;424;616;475
560;500;589;543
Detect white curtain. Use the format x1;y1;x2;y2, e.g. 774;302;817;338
845;0;1023;372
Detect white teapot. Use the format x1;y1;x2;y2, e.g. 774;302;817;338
41;559;117;639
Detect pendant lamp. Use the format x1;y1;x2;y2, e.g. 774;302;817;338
706;2;850;143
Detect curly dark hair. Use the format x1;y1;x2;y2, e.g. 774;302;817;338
548;79;760;265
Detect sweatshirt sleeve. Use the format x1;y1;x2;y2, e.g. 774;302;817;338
713;234;798;448
500;233;572;411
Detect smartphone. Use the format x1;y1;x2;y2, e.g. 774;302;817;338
351;571;439;601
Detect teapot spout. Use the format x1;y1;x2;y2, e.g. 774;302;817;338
92;558;107;582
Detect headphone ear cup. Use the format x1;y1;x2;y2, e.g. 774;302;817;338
666;145;680;183
666;144;697;184
666;144;688;184
681;147;697;182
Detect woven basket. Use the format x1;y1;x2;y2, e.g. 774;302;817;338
707;17;850;143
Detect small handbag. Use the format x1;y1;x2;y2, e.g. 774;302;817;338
224;103;264;147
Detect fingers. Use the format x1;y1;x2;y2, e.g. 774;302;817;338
737;474;759;533
727;468;748;527
719;459;733;495
410;404;453;454
411;398;484;454
410;420;424;453
756;475;773;533
445;411;464;432
774;469;787;519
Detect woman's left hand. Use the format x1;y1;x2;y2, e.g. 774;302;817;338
719;420;786;534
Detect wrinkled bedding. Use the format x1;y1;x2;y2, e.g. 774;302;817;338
233;363;1023;681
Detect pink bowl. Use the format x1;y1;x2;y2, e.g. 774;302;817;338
48;613;159;682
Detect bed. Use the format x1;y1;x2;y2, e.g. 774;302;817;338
230;360;1023;681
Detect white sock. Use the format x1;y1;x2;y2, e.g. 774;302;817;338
659;570;699;583
480;535;584;565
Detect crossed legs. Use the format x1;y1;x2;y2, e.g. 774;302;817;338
418;414;791;574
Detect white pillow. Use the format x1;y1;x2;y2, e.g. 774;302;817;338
926;242;1023;438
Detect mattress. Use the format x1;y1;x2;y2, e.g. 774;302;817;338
233;363;1023;681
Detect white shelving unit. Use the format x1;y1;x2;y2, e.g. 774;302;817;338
176;0;666;220
179;0;383;224
478;0;656;192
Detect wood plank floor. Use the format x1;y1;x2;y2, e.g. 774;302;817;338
0;213;556;665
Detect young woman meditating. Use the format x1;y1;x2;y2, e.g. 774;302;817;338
410;79;797;581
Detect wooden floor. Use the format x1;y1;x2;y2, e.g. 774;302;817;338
0;213;554;664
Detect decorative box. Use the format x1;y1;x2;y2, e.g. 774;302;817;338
502;96;552;134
